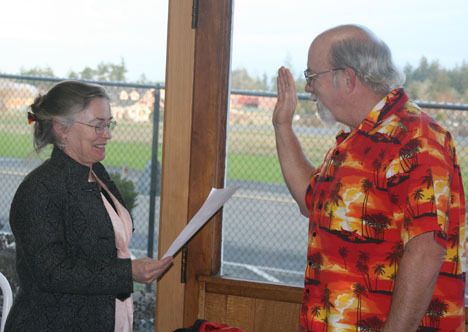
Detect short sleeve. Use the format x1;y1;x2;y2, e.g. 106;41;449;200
387;135;455;248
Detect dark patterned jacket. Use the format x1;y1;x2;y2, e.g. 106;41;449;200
5;147;133;332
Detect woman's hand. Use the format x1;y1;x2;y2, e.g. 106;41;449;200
272;66;298;128
131;256;173;284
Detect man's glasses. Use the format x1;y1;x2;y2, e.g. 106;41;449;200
74;120;117;135
303;68;345;85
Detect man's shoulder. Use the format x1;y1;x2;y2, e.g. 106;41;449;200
398;100;452;144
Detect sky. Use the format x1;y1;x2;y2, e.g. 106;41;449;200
1;0;467;82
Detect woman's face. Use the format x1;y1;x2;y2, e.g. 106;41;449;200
61;97;113;167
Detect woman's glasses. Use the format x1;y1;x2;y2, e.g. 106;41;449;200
74;120;117;135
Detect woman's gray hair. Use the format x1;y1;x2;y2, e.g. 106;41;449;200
30;80;109;152
328;28;405;94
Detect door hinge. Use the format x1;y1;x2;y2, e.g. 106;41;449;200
192;0;199;29
181;246;188;283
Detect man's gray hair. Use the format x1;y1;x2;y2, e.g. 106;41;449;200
328;30;405;94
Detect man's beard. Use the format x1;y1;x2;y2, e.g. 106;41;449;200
312;95;338;127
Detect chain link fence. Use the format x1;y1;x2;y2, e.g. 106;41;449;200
0;74;163;257
221;90;468;298
0;74;163;331
1;75;468;326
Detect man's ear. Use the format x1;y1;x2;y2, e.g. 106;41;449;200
343;67;357;92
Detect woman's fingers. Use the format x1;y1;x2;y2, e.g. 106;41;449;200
153;256;173;279
132;256;174;284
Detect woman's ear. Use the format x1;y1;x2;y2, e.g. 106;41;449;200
52;119;68;144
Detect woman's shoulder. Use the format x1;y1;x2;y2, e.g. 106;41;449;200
16;159;66;197
10;161;66;221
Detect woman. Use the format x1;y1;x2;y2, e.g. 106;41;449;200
5;80;173;332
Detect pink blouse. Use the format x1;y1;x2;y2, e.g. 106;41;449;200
93;172;134;332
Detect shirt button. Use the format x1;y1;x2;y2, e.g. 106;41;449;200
312;232;317;237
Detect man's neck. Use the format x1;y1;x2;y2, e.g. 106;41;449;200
347;89;388;128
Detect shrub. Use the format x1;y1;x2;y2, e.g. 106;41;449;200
133;289;156;331
109;172;138;215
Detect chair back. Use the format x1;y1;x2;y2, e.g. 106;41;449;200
0;272;13;332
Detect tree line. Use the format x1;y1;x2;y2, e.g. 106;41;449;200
17;58;136;83
14;56;468;104
231;57;468;104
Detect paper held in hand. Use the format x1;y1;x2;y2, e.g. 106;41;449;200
162;187;238;258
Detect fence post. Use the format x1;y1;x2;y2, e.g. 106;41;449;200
147;84;161;259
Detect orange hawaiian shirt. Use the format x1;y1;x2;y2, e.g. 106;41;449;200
302;89;466;331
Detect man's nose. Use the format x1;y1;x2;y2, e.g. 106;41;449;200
305;81;314;94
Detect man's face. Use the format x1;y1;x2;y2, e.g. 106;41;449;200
315;97;338;126
305;40;343;127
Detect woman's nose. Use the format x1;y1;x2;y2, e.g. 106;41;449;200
102;128;112;139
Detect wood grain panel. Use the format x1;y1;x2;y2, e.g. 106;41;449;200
183;0;233;326
254;299;301;332
199;276;303;332
226;296;255;332
204;293;227;324
201;276;303;303
155;0;195;331
465;307;468;328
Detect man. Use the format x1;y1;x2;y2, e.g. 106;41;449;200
273;24;465;331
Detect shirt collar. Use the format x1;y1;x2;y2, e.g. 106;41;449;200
50;145;108;183
357;88;408;133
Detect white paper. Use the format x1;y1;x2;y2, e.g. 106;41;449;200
162;187;237;258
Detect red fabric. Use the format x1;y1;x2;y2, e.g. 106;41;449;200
198;321;244;332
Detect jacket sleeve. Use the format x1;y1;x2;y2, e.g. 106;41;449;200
10;179;133;296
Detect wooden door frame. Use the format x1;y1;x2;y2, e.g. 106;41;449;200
156;0;233;330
